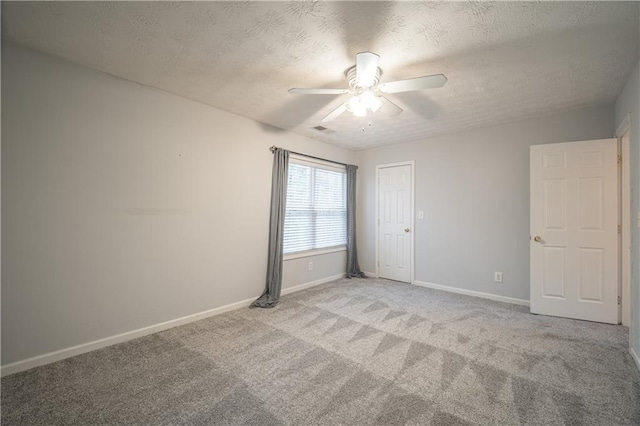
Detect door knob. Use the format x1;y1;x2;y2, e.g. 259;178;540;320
533;236;542;242
404;228;410;233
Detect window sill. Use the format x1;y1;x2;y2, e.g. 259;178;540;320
283;246;346;261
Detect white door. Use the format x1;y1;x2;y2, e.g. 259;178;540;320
530;139;619;324
378;164;412;283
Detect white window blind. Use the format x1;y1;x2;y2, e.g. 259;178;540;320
283;157;347;254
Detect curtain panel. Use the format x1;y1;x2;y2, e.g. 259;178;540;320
251;148;289;308
345;164;365;278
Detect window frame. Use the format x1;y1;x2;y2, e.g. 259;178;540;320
283;154;347;260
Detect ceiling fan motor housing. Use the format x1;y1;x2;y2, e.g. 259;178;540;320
346;65;382;90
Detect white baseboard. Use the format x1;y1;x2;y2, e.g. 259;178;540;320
1;273;344;378
362;271;377;278
413;280;530;307
631;346;640;372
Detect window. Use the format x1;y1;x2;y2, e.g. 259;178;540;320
283;156;347;255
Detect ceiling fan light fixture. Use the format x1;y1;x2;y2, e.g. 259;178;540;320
347;96;367;117
346;95;360;110
360;90;382;112
346;95;367;117
344;91;383;118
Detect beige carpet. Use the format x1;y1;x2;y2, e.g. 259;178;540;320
2;278;639;424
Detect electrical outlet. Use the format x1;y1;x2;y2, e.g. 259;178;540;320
494;272;503;283
308;261;313;271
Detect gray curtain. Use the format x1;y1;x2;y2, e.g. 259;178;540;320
345;164;366;278
252;148;289;308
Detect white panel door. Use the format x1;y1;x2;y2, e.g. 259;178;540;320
378;165;412;283
530;139;618;324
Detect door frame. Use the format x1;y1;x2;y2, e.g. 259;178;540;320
616;114;632;326
374;161;415;283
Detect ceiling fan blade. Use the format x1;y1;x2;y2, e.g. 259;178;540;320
356;52;380;88
379;74;447;94
289;88;350;95
379;96;403;117
321;103;348;122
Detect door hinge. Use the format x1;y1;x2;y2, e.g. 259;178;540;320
618;225;622;234
618;295;621;305
618;154;622;164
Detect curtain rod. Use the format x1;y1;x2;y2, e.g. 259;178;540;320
268;145;348;167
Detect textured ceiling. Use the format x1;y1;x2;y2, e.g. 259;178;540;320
3;1;639;150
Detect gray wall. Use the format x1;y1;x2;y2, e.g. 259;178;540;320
615;59;640;357
356;106;614;301
1;43;354;365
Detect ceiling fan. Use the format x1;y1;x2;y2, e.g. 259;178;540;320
289;52;447;123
